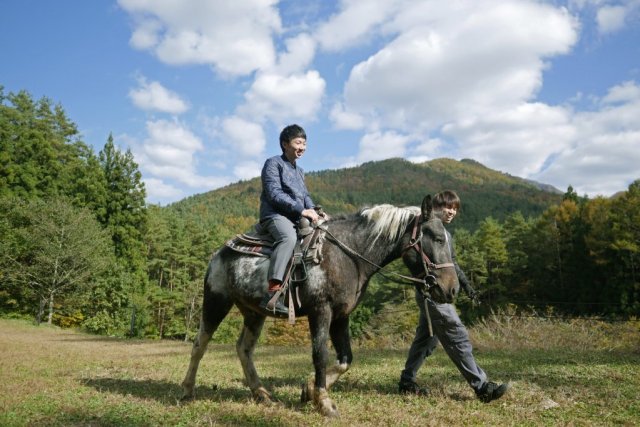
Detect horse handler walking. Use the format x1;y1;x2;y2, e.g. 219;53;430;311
398;190;510;403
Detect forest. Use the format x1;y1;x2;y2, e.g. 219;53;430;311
1;87;639;342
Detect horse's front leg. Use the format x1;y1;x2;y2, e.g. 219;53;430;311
327;316;352;387
302;315;352;406
305;305;339;417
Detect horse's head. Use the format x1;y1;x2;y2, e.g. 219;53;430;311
402;195;460;303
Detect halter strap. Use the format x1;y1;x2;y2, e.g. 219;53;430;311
403;216;455;273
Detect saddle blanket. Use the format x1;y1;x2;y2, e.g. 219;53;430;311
225;231;273;257
224;220;326;265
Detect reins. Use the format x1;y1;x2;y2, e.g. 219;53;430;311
319;225;423;286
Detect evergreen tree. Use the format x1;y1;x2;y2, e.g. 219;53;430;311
97;134;149;335
610;180;640;315
502;212;534;302
474;217;509;300
0;88;102;201
98;134;147;271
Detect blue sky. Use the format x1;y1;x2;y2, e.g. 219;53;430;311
2;0;639;205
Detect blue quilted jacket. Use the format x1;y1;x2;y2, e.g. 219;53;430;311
259;154;315;223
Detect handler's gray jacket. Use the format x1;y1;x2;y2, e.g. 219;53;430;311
259;154;315;223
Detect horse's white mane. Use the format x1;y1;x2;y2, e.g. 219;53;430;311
360;204;420;244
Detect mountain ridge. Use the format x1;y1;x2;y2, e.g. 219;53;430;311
167;158;564;235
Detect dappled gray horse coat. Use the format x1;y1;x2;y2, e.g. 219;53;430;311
181;196;459;417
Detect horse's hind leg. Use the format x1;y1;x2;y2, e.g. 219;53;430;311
302;316;351;403
181;290;233;401
235;309;271;403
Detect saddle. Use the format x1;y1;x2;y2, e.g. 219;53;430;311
224;216;327;266
224;216;328;323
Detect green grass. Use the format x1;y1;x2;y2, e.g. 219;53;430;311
0;316;638;426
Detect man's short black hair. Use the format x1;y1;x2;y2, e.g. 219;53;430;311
279;124;306;152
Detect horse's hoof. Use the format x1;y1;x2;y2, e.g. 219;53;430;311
253;387;274;405
314;388;339;418
319;402;340;418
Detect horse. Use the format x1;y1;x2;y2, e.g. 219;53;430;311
180;195;459;417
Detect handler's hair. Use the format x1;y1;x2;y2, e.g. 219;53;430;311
279;124;306;152
432;190;461;210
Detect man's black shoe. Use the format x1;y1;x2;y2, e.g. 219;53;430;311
259;291;288;317
398;380;430;396
476;381;510;403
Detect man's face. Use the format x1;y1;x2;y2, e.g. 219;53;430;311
437;206;457;224
283;137;307;162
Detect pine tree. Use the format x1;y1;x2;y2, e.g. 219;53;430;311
98;134;147;271
0;88;106;205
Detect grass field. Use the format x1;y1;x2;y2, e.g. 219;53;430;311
0;315;638;426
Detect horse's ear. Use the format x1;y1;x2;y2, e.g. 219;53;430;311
421;195;432;221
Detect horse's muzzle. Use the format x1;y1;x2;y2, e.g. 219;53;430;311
429;274;458;304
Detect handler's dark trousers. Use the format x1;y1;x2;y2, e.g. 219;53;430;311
400;290;487;392
259;215;297;283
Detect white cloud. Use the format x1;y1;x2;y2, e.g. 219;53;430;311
356;130;412;163
143;177;183;203
221;117;266;157
318;0;591;188
571;0;640;35
597;5;627;33
135;118;228;189
406;138;444;163
239;70;326;123
534;81;640;195
118;0;281;76
338;0;578;132
314;0;401;51
233;160;262;181
601;80;640;104
129;19;161;49
129;77;188;114
329;102;365;130
276;33;317;75
444;102;576;178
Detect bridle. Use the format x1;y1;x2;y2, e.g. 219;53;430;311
402;215;455;289
319;214;455;336
401;215;456;336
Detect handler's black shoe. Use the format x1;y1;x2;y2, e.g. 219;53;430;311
476;381;510;403
398;380;430;396
259;291;288;317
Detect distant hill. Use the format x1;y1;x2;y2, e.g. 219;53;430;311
168;158;564;235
